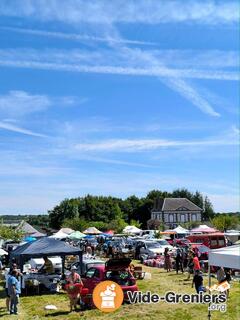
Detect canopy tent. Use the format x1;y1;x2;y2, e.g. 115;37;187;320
49;230;69;239
172;225;189;234
0;248;8;256
16;221;46;238
59;228;74;235
23;236;37;242
208;245;240;269
123;225;142;234
224;230;240;244
207;245;240;320
10;237;82;271
105;230;114;235
83;227;102;234
190;225;217;233
67;231;86;240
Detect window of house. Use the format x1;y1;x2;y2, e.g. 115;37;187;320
180;214;185;222
169;214;174;222
192;214;197;221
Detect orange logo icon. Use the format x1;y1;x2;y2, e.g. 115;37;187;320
93;281;124;312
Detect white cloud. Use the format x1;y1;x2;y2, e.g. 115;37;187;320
0;47;238;117
0;49;238;81
0;121;47;137
0;0;238;25
0;90;82;117
1;26;156;46
0;90;51;116
74;135;239;152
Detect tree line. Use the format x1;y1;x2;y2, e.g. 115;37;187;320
48;188;215;231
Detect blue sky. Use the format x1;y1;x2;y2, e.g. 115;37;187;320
0;0;239;214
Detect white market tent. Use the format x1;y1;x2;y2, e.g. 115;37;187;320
224;230;240;244
172;225;189;234
49;230;69;239
190;224;217;233
208;245;240;269
207;245;240;320
123;225;142;234
59;228;74;235
0;248;8;256
83;227;102;235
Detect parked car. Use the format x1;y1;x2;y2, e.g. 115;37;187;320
81;258;138;306
155;239;174;251
166;238;190;247
139;240;165;259
69;258;105;276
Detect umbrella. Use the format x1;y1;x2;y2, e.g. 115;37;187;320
105;230;114;235
191;225;218;233
172;225;189;234
24;236;37;242
123;225;142;234
83;227;102;234
49;230;68;239
67;231;86;240
0;248;8;256
59;228;74;235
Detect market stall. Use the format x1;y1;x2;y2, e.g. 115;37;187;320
10;237;82;293
207;245;240;319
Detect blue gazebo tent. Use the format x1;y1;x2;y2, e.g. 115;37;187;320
11;237;82;272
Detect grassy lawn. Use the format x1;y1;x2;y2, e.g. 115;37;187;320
0;265;239;320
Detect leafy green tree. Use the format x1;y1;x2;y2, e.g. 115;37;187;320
181;221;199;229
62;217;88;231
211;214;239;231
129;219;141;228
107;218;127;233
0;225;24;241
203;196;215;220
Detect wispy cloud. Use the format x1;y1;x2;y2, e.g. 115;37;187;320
0;49;238;81
1;26;156;46
0;90;82;117
74;136;239;152
0;0;238;25
0;90;51;116
1;48;238;117
0;121;47;137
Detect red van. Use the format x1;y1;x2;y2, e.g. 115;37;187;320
187;233;226;249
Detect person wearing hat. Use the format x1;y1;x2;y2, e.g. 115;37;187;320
66;266;83;312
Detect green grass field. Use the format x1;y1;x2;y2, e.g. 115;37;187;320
0;265;239;320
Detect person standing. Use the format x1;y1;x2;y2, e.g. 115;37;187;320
175;248;184;274
5;263;18;312
187;253;194;280
8;270;21;315
193;253;201;274
164;248;172;272
217;267;226;284
192;270;204;293
66;266;83;312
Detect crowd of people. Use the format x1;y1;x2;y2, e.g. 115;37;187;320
0;235;234;315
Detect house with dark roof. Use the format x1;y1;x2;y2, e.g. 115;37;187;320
151;198;202;228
